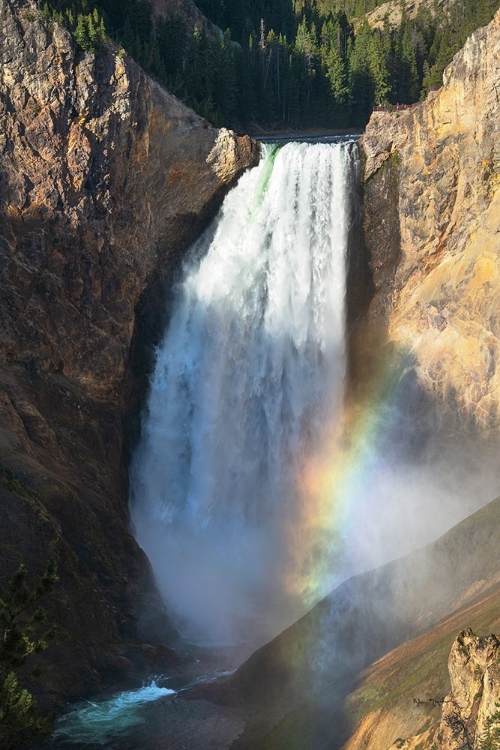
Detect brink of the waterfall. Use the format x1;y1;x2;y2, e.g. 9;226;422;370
129;141;358;646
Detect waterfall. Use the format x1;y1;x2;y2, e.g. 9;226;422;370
130;140;359;645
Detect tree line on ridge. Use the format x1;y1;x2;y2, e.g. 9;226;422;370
38;0;500;129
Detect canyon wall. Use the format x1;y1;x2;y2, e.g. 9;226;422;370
0;0;258;705
339;13;500;749
359;10;500;436
215;12;500;750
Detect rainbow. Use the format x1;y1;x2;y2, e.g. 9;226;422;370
285;349;403;609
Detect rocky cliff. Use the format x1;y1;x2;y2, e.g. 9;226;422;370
0;0;258;706
358;10;500;435
387;629;500;750
365;0;439;30
343;582;500;750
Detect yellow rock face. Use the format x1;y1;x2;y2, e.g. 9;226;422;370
360;11;500;433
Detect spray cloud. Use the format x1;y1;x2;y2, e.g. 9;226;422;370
130;140;500;649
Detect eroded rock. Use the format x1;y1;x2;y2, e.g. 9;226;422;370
359;11;500;433
0;0;258;706
389;629;500;750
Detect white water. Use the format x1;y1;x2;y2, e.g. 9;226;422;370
52;682;175;745
130;141;357;644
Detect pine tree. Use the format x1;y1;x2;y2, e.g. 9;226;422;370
0;560;59;750
478;703;500;750
239;35;258;123
36;0;500;129
74;14;91;50
348;22;374;124
214;34;239;124
156;16;187;78
368;31;391;105
87;14;99;46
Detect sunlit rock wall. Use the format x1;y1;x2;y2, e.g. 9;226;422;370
359;11;500;434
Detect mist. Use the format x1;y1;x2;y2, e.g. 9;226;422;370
339;426;500;581
130;140;352;645
129;140;500;652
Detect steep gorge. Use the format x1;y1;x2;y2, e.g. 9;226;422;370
199;11;500;750
2;0;500;745
0;0;257;705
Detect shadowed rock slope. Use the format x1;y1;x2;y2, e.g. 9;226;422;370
215;495;500;749
0;0;258;707
149;0;223;36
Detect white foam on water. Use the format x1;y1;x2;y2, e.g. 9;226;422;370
52;682;175;745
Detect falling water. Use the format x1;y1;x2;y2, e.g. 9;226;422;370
130;140;359;645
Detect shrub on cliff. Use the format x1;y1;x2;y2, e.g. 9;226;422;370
0;560;59;750
478;704;500;750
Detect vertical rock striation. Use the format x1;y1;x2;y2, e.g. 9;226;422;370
0;0;258;704
359;11;500;433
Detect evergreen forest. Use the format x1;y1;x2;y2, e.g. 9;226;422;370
39;0;500;130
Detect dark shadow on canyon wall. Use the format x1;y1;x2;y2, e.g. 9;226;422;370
345;142;401;406
0;197;181;710
344;141;375;387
